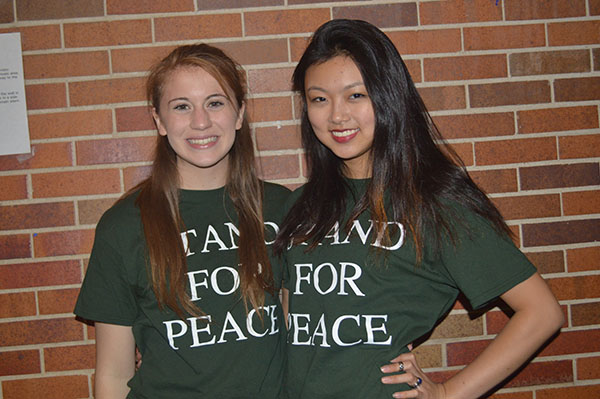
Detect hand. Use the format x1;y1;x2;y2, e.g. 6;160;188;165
380;350;446;399
135;347;142;371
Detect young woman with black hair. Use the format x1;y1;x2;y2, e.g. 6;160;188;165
75;44;289;398
275;19;563;399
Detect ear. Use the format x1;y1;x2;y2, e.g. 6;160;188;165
235;102;246;131
152;108;168;137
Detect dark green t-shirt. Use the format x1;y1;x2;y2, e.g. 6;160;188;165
282;179;536;398
75;182;290;399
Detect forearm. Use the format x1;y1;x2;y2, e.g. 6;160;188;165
95;373;133;399
443;275;563;398
95;322;136;399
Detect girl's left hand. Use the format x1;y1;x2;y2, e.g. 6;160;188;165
380;351;447;399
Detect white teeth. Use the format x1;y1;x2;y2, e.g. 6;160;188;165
188;137;217;145
331;128;359;137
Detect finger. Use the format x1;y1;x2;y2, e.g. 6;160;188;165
380;361;405;374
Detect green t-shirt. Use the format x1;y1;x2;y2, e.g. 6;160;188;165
75;182;290;399
282;179;536;398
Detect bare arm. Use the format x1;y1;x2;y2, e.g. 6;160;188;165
95;322;136;399
382;273;564;399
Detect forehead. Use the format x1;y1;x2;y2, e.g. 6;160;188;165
305;56;364;89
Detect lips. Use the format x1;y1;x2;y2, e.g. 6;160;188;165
187;136;218;148
331;128;359;143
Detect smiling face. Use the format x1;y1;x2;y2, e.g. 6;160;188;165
152;66;245;189
304;56;376;179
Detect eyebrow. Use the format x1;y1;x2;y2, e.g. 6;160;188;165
166;93;227;105
306;81;365;93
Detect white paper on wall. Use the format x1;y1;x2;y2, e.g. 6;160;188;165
0;32;31;156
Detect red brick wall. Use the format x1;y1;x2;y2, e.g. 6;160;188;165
0;1;598;398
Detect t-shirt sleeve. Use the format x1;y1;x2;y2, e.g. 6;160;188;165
74;215;138;326
440;209;537;310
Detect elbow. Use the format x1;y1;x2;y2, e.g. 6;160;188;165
550;303;565;332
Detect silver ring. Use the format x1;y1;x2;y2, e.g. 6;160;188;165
409;377;422;389
398;361;404;372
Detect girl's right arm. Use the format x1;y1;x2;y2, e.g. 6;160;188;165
95;322;136;399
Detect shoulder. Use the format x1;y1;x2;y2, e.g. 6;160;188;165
95;191;142;238
263;181;293;206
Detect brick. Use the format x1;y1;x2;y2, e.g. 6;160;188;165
44;344;95;372
248;67;294;94
112;45;175;73
16;0;103;20
524;251;565;274
0;175;27;200
492;194;561;221
244;9;330;36
108;0;193;14
405;59;422;83
464;24;545;51
199;0;280;8
417;85;466;111
411;344;442;368
548;20;600;46
593;0;600;15
0;142;72;170
0;350;40;376
24;83;67;110
425;54;507;81
559;134;600;159
34;229;95;257
475;137;557;166
23;51;109;79
469;81;550;108
217;39;289;65
290;37;311;63
247;96;293;123
155;14;241;42
434;113;514;139
332;3;418;28
256;154;300;180
69;77;146;106
0;0;13;22
538;385;600;399
430;313;483;339
65;20;152;47
489;392;532;399
255;125;301;151
567;246;600;272
2;375;89;399
78;198;118;225
571;302;600;327
447;142;473;166
39;288;80;315
420;0;502;24
519;163;600;190
32;169;121;198
388;29;461;55
0;235;30;260
0;292;36;318
0;25;61;51
594;48;600;71
0;202;75;230
28;110;113;140
0;260;81;289
0;318;83;346
555;77;600;102
116;106;155;132
517;106;598;134
510;50;590;77
563;190;600;216
540;329;600;356
505;0;586;20
123;165;152;190
469;169;518;194
76;137;155;165
523;219;600;247
577;356;600;380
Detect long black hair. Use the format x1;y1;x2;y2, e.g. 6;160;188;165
274;19;510;259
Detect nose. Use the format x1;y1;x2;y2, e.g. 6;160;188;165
329;99;350;124
191;107;212;130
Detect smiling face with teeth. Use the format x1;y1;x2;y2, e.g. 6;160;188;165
305;55;376;179
152;66;244;189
